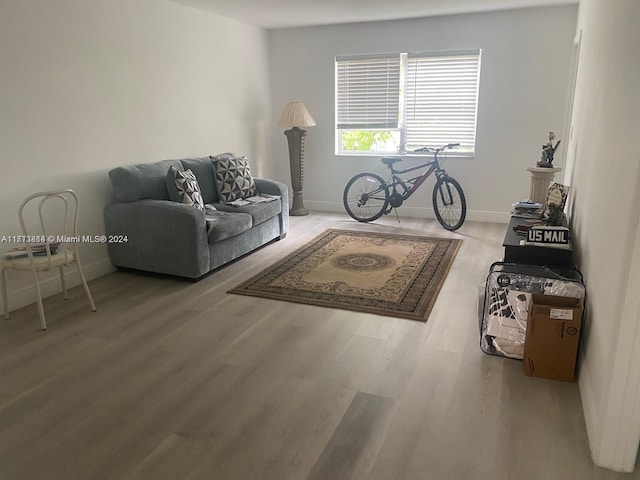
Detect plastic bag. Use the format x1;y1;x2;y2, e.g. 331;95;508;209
479;262;584;359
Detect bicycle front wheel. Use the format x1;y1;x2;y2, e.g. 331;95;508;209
432;176;466;231
343;172;389;222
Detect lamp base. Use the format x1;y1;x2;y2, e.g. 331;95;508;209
290;191;308;216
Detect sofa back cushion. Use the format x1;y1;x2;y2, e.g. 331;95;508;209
109;159;183;202
180;157;218;204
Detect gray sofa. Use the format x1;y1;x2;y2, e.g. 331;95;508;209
104;156;289;279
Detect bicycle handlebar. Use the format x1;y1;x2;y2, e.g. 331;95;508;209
413;143;460;154
413;146;432;153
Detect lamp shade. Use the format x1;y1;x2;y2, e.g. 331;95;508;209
277;102;316;128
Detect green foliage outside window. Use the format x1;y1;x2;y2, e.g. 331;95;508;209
341;130;394;152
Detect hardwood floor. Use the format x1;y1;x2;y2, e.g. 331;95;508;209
0;212;636;479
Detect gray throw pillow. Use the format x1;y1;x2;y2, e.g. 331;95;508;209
168;166;205;212
212;155;258;203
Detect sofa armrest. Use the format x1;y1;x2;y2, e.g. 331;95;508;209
255;178;289;236
104;199;210;278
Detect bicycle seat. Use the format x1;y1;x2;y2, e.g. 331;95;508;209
381;157;402;166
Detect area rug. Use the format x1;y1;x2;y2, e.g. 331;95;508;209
228;229;462;321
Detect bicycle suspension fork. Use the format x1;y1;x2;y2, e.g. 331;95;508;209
435;170;455;206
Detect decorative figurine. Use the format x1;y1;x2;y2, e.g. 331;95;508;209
546;203;564;226
537;131;561;168
545;183;569;226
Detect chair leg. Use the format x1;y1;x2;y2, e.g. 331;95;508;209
75;261;96;312
59;266;68;300
30;267;47;330
1;268;9;320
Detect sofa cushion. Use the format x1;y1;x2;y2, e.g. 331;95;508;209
181;157;218;204
168;167;205;212
205;211;253;243
212;153;258;203
214;199;281;227
109;159;183;202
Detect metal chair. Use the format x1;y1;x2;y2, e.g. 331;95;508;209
1;190;96;330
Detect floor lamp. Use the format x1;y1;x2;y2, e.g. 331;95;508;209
277;102;316;216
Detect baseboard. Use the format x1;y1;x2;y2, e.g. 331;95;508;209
304;200;510;224
467;210;511;224
578;352;601;466
1;257;115;314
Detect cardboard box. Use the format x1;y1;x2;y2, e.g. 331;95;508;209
523;294;584;382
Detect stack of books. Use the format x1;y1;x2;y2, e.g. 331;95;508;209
3;242;61;259
511;200;545;219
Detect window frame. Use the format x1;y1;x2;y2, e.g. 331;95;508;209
335;50;482;157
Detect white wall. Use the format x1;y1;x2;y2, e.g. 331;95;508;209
0;0;270;313
565;0;640;472
268;6;577;222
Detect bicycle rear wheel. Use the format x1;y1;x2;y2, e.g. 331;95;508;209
432;176;466;231
343;172;389;222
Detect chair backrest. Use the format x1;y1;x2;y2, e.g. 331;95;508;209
18;190;80;269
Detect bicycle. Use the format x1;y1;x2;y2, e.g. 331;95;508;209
343;143;467;231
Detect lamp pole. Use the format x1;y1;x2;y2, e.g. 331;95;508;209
284;127;308;216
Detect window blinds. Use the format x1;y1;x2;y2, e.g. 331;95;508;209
405;50;481;153
336;54;401;129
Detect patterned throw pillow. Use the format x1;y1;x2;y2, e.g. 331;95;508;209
169;166;205;212
212;154;258;203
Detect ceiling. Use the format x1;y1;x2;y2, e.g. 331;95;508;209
172;0;578;29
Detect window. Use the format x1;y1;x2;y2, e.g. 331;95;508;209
335;50;481;156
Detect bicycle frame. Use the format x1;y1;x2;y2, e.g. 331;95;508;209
386;157;446;200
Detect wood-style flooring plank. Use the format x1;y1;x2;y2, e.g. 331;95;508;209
307;391;396;480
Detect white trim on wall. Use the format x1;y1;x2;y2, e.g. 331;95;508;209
304;200;510;224
1;258;115;316
561;29;582;185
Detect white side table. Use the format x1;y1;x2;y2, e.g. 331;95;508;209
526;166;561;204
